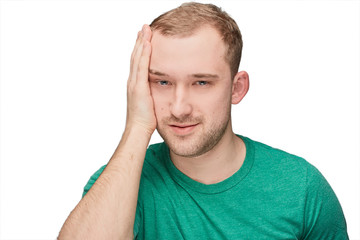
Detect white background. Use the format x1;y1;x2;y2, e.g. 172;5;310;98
0;0;359;239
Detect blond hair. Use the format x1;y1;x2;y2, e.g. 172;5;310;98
150;2;243;79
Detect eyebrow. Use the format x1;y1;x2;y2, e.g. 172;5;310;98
149;69;219;79
149;69;169;77
191;73;219;79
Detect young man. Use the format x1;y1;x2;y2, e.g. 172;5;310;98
58;3;348;239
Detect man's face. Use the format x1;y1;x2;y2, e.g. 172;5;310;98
149;26;234;158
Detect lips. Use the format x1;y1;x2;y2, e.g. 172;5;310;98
169;123;199;135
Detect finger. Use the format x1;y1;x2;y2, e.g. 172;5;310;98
129;30;143;76
128;30;144;87
128;25;152;88
129;25;150;76
142;24;152;42
131;33;147;85
133;24;149;63
136;40;151;85
134;25;152;85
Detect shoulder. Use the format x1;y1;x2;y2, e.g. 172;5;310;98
143;142;168;171
145;142;166;160
244;136;312;174
245;136;336;194
82;165;106;198
140;142;171;186
82;142;168;198
245;137;338;192
244;136;348;238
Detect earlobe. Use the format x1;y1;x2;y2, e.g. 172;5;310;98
231;71;249;104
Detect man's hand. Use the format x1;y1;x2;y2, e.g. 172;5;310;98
126;24;156;135
58;25;157;240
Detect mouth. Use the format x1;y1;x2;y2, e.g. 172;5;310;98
169;123;199;135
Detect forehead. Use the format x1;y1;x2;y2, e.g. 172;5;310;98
150;26;230;78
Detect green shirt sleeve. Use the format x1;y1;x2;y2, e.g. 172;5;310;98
302;164;348;239
82;165;106;198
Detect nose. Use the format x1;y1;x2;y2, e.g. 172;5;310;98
170;86;193;119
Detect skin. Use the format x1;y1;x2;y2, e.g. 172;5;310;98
150;26;249;184
58;25;155;240
58;24;249;239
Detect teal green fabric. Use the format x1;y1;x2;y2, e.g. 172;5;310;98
83;136;348;239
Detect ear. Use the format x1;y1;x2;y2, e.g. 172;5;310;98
231;71;249;104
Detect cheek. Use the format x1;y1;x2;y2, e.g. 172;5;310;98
151;92;167;118
198;89;231;112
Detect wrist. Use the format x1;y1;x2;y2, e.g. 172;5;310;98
124;122;155;138
111;124;154;165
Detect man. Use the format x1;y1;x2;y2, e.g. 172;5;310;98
58;2;348;239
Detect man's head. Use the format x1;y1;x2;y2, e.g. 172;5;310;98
150;2;243;79
148;2;249;158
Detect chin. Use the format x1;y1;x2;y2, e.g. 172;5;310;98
171;147;212;158
169;142;208;158
159;127;227;158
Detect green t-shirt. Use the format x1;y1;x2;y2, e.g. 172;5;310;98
83;136;348;239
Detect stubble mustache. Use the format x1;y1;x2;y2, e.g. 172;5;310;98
161;115;203;125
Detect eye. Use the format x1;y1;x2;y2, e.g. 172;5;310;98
158;80;170;86
196;81;208;86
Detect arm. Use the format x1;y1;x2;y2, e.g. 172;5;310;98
302;164;348;239
58;25;154;240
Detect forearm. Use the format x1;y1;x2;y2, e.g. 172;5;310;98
58;127;151;240
59;24;153;239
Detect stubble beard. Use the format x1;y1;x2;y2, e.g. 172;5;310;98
157;110;231;158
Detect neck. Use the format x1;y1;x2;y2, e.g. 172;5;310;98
169;122;246;185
